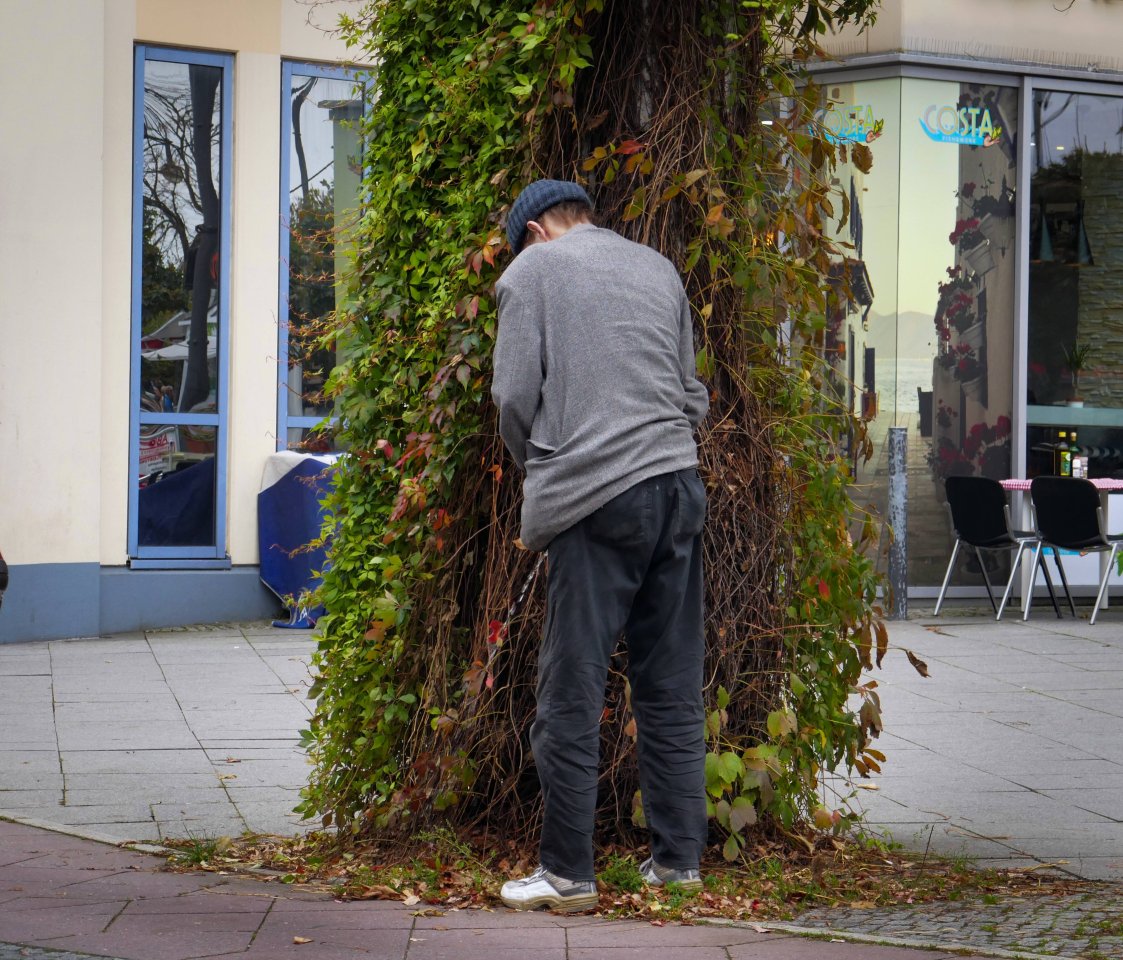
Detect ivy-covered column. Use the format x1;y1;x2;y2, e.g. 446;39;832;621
300;0;893;860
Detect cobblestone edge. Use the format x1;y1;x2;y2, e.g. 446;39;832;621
0;811;169;856
700;917;1073;960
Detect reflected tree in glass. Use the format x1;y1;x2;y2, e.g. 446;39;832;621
140;62;222;415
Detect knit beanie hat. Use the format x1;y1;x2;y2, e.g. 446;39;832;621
506;179;593;254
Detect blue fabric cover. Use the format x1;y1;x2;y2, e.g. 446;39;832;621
257;457;335;622
137;458;215;547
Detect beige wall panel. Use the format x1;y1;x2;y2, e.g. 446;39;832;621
137;0;281;53
903;0;1123;71
100;0;138;565
827;0;1123;72
821;1;903;58
226;52;285;565
281;0;366;62
0;0;106;566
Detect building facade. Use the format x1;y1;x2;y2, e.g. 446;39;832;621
0;1;365;641
818;0;1123;599
4;0;1123;642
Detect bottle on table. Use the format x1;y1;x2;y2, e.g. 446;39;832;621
1055;430;1070;476
1071;430;1084;478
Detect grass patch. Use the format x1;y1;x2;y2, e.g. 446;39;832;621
599;854;645;894
163;833;233;866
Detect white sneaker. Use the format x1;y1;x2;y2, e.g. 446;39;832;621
499;865;598;912
639;857;703;890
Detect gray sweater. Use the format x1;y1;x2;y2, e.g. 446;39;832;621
492;224;709;551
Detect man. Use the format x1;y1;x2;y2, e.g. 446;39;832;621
492;179;710;912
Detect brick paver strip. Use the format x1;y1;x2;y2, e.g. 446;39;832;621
2;819;998;960
0;947;128;960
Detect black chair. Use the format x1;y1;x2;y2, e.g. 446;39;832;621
935;476;1062;621
1029;477;1123;624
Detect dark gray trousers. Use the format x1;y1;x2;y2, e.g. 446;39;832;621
531;468;707;882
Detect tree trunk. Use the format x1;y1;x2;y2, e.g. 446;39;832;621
181;66;220;414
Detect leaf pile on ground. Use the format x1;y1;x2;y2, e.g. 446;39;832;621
162;828;1097;924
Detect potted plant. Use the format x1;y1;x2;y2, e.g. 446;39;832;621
1063;342;1093;407
950;218;994;275
950;217;985;251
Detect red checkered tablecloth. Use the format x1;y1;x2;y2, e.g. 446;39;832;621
1000;478;1123;491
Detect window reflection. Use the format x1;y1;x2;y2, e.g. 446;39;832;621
139;60;223;414
834;79;1019;586
283;74;361;444
135;56;225;550
1027;91;1123;479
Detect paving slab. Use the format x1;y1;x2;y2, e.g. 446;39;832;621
849;613;1123;881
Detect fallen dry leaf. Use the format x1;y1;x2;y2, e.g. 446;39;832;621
905;648;930;677
292;936;312;945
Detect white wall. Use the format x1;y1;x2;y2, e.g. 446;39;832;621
89;0;363;566
100;0;137;566
227;52;286;564
0;1;107;567
0;1;361;574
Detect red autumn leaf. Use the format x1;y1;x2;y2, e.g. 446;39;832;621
487;619;506;646
617;139;645;155
375;439;394;459
817;579;830;600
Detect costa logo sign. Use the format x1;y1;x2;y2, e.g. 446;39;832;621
919;105;1002;147
817;103;884;145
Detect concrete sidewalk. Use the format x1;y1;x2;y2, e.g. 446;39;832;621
0;624;315;842
843;612;1123;882
3;615;1122;878
2;613;1123;958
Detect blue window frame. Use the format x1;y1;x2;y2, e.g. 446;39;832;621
128;45;233;563
278;61;365;452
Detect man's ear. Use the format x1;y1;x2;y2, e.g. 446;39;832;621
525;219;549;244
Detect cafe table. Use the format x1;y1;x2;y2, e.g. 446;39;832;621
999;477;1123;614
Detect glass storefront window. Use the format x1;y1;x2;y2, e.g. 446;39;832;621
130;47;231;559
828;77;1019;588
279;64;363;451
1026;90;1123;479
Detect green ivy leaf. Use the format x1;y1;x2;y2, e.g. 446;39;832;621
730;795;757;832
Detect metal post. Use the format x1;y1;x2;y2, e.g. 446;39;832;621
888;426;908;620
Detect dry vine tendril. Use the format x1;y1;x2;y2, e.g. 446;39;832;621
300;0;902;862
